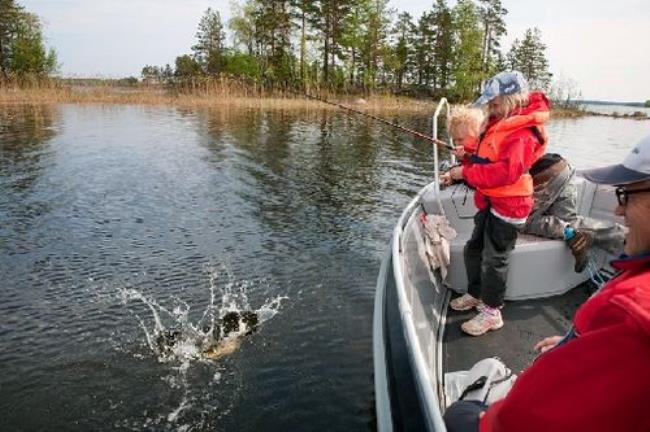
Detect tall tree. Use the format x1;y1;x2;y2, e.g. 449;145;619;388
0;1;56;78
308;0;355;85
11;11;57;75
477;0;507;74
431;0;454;92
507;27;552;90
451;0;483;100
359;0;391;89
415;10;435;87
229;0;256;56
0;0;22;78
390;12;416;89
291;0;316;86
192;8;225;74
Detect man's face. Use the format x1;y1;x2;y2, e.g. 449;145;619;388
615;179;650;255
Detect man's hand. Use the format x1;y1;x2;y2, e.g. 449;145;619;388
534;335;563;353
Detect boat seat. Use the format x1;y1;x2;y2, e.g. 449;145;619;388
420;180;607;300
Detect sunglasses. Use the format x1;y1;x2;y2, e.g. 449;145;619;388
615;186;650;206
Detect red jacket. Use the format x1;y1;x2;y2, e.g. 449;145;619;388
480;253;650;432
463;92;550;220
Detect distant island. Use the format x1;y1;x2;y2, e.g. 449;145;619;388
580;99;648;108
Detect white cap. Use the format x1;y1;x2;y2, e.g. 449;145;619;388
582;135;650;185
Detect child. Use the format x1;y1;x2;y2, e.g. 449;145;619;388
442;71;550;336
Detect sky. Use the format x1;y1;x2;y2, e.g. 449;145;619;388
22;0;650;102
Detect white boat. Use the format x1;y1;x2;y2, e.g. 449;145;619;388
372;99;620;431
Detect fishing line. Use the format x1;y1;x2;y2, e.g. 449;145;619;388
291;89;455;151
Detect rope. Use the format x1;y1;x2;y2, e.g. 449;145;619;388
585;252;608;290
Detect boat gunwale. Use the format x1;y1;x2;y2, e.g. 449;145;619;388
391;182;447;431
373;250;394;432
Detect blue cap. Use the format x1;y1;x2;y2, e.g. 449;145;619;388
473;71;529;107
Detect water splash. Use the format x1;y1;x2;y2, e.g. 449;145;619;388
119;270;286;363
117;269;287;430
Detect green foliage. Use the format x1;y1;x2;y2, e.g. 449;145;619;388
477;0;507;74
389;12;417;89
451;0;484;101
175;55;203;79
645;100;650;108
507;28;552;90
141;65;162;82
221;51;260;79
140;0;568;102
192;8;225;75
229;0;256;55
0;1;58;77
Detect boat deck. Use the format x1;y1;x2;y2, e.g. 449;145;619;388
443;284;594;374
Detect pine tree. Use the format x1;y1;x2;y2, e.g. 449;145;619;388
507;27;552;90
192;8;225;75
477;0;507;75
390;12;416;89
451;0;483;100
229;1;257;56
431;0;454;93
414;11;434;87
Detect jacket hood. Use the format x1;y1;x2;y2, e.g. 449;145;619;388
520;91;551;116
485;91;551;132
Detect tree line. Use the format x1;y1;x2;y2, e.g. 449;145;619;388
142;0;553;101
0;0;57;80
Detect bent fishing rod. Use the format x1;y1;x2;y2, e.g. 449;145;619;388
295;90;455;150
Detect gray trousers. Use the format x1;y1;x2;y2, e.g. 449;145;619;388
525;180;626;255
465;209;518;308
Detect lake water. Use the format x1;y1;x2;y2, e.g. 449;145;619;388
583;103;650;116
0;104;647;431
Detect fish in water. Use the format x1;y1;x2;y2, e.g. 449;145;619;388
155;311;259;360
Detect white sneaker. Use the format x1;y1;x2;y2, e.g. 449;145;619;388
449;294;483;311
461;309;504;336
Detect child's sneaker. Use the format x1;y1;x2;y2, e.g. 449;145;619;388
449;294;482;311
461;307;504;336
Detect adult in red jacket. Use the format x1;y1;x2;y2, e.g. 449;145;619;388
444;135;650;432
442;71;550;336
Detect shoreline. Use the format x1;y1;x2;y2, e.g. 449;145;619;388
0;85;647;120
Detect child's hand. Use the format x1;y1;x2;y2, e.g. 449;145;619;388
439;171;453;187
449;166;464;181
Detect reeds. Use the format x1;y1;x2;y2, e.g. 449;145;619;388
0;77;440;113
0;77;612;119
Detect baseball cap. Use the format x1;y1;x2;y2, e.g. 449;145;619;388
473;71;529;107
581;135;650;185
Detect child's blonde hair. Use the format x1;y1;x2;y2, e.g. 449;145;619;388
489;91;530;119
449;106;486;141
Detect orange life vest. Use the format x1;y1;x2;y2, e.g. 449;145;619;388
476;111;549;198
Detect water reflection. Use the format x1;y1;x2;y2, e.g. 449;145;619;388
1;104;647;432
0;105;59;253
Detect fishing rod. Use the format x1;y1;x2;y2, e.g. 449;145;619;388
295;90;455;150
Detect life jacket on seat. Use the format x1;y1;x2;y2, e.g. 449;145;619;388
476;109;549;198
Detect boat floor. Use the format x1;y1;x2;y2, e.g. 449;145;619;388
443;283;594;374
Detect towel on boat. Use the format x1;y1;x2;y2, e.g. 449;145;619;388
444;357;517;407
420;213;457;281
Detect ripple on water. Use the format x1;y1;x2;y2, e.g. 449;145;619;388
1;105;648;431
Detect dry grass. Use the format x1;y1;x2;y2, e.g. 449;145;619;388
0;80;616;119
0;81;440;114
